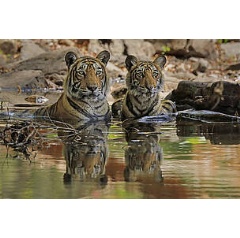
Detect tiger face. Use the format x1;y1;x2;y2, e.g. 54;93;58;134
125;54;166;98
65;50;110;102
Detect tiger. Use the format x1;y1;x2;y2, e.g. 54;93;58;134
34;50;111;123
112;54;177;120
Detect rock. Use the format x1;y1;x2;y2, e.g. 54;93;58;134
45;73;65;87
88;39;123;61
191;58;210;74
0;40;18;55
58;39;75;47
0;70;45;89
166;71;196;81
0;55;6;67
105;39;126;63
20;40;46;60
88;39;156;64
225;63;240;71
0;47;86;96
221;42;240;61
198;58;209;72
190;39;217;59
163;74;182;95
15;47;80;74
106;61;126;79
149;39;217;59
88;39;125;62
124;39;155;60
148;39;188;52
166;80;240;115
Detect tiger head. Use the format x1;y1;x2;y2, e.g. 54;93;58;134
125;54;167;97
64;50;110;102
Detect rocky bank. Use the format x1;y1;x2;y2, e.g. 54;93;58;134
1;39;240;107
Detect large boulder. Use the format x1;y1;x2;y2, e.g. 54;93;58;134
0;47;81;92
221;42;240;62
88;39;155;66
20;40;46;61
166;80;240;115
0;70;44;89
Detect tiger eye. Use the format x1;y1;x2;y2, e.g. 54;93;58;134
152;71;159;78
136;72;143;79
76;70;85;77
96;69;103;76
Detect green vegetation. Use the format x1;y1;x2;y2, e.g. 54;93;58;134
217;39;229;44
162;45;171;53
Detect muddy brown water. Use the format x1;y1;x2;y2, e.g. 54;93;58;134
1;91;240;199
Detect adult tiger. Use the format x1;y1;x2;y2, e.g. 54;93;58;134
112;54;176;120
34;50;111;123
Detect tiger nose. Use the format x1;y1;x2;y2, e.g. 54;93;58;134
145;83;155;91
145;79;156;90
147;85;154;90
88;86;98;91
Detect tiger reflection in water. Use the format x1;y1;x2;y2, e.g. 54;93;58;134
58;122;109;184
122;120;163;182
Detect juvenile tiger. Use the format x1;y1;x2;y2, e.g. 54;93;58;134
112;54;176;120
34;50;111;123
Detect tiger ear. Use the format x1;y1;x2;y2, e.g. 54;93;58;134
153;55;167;69
125;55;138;71
65;52;77;69
96;50;110;65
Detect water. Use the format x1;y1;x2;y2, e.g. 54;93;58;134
1;113;240;199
